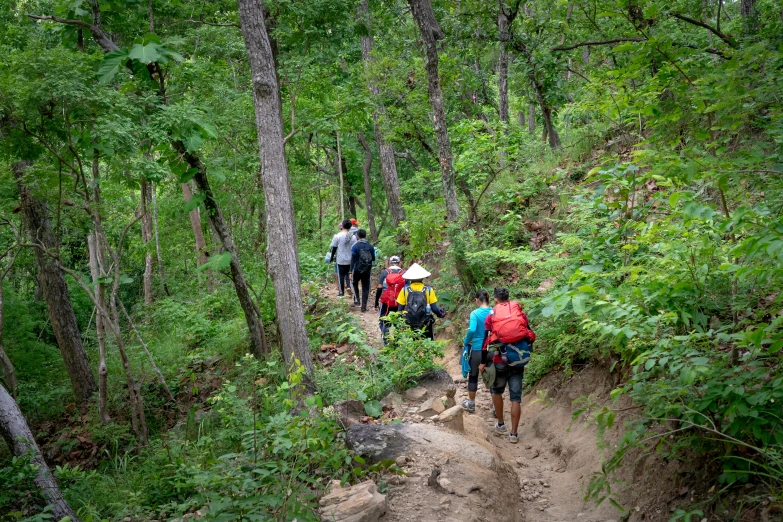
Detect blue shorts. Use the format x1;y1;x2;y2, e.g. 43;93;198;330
490;365;524;402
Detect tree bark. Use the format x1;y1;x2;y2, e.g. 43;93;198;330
87;233;111;423
531;74;561;149
409;0;460;221
238;0;314;378
181;181;214;292
184;154;267;359
528;103;536;132
14;163;97;405
0;384;80;521
0;286;18;398
357;131;378;242
140;179;154;304
337;130;345;220
151;183;170;296
359;0;406;227
497;5;510;127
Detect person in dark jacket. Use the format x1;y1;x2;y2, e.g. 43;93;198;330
350;229;376;312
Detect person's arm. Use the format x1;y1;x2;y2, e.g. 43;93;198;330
464;311;477;347
431;303;445;318
374;270;386;308
482;314;493;349
350;244;358;272
330;246;337;263
396;287;407;312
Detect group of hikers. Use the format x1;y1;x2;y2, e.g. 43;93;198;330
327;218;536;444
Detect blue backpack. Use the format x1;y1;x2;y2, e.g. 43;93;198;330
498;340;532;367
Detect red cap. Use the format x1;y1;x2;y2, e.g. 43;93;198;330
350;218;359;226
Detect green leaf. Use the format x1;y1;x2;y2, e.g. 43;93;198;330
580;264;603;273
577;285;596;293
98;50;129;83
197;252;231;273
180;167;200;183
184;193;205;212
668;192;682;208
128;43;162;64
364;400;383;418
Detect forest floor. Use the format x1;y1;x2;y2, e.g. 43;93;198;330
318;280;678;522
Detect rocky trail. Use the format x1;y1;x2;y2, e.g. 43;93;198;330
316;283;683;522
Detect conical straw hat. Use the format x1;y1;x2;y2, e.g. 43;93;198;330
402;263;431;280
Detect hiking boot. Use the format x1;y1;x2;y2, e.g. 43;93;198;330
509;433;519;444
461;399;475;413
494;422;507;433
361;306;367;313
337;293;345;298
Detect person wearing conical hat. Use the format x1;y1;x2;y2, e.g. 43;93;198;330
396;263;445;341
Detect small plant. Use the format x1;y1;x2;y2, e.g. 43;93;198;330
530;389;554;408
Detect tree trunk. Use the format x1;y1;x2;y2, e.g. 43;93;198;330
0;285;18;398
140;179;154;304
0;384;80;521
530;74;561;148
409;0;459;221
14;163;97;405
337;130;345;220
186;161;267;359
497;6;510;127
740;0;756;17
357;131;378;242
359;0;406;227
238;0;314;378
181;181;214;292
151;183;170;296
87;233;111;423
528;103;536;132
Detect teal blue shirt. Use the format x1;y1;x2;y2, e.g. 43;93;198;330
464;307;491;352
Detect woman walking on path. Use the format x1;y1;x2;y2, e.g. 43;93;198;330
461;289;492;413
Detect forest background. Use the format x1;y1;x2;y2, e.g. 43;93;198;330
0;0;782;520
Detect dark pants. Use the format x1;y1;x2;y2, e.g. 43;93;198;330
352;270;371;308
467;349;487;392
337;264;351;295
378;303;398;343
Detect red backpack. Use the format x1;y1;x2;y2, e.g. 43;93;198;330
489;301;535;344
380;272;405;307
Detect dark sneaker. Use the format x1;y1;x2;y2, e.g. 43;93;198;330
461;399;475;413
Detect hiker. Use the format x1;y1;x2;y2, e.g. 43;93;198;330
375;255;404;342
350;229;376;312
461;289;492;413
396;263;445;341
329;219;357;297
482;287;536;444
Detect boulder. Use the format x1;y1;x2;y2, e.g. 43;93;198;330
435;405;464;432
345;424;412;463
443;385;457;408
334;400;366;428
319;480;386;522
380;392;404;408
416;369;454;391
418;397;445;417
404;386;428;401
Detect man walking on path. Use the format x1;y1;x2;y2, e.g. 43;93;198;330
350;229;375;312
376;255;404;342
329;219;357;297
482;287;535;444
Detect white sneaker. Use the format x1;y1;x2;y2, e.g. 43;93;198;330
494;422;507;433
461;399;475;413
509;433;519;444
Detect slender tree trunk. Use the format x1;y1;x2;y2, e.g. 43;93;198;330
181;181;214;292
357;131;378;242
337;131;345;220
140;179;154;304
151;183;170;296
497;6;510;127
0;286;18;398
0;385;80;521
530;74;561;148
238;0;314;378
409;0;459;221
528;103;536;132
186;162;267;359
359;0;406;227
87;233;111;423
14;163;97;405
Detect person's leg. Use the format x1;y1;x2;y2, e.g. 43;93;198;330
507;368;524;442
362;272;371;310
338;265;350;295
351;272;361;305
467;350;482;401
490;368;509;430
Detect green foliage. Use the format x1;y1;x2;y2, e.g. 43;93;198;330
0;455;45;520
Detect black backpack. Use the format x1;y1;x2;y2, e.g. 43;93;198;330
405;285;431;328
355;243;374;274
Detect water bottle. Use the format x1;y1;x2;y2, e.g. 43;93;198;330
500;347;509;364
